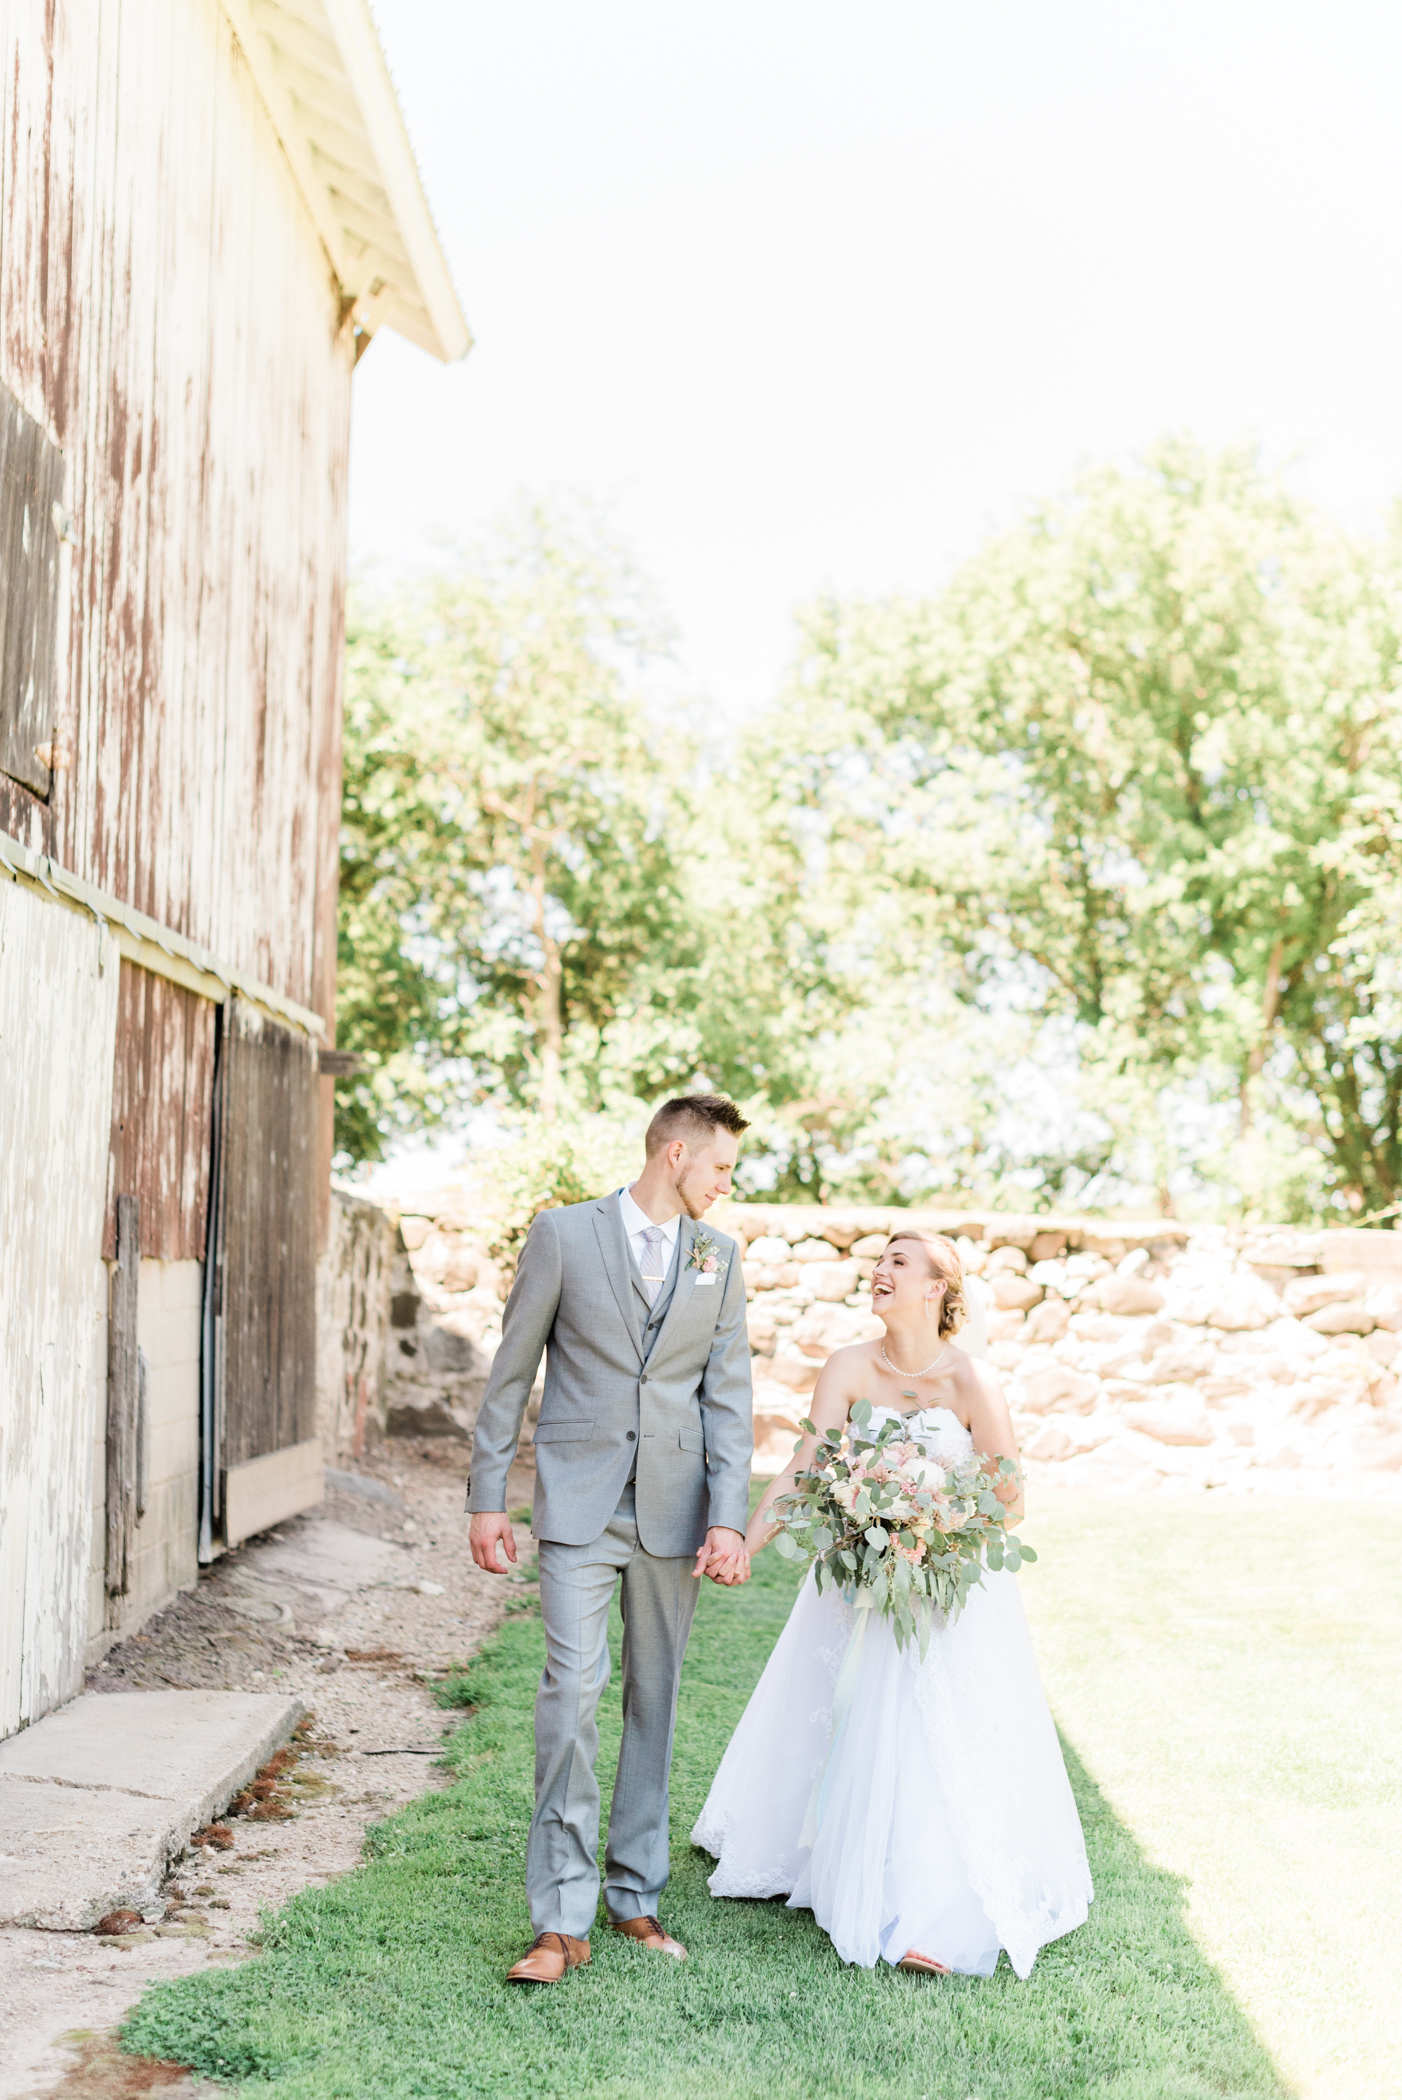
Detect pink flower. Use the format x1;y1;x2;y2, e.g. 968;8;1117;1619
701;1256;717;1273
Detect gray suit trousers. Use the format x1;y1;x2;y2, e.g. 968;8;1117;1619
529;1484;699;1938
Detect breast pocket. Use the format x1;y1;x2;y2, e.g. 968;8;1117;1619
534;1420;595;1443
678;1428;705;1455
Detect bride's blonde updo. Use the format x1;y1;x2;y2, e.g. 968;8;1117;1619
885;1229;967;1337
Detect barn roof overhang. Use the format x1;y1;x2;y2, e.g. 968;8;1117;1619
220;0;470;363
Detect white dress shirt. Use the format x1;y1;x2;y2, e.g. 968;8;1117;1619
617;1185;681;1280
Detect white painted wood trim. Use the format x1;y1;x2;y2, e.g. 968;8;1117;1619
320;0;471;361
223;1439;326;1548
0;831;325;1038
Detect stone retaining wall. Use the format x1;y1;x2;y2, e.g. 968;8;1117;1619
724;1206;1402;1492
325;1186;1402;1492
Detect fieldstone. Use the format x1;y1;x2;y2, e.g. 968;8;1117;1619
1119;1399;1216;1446
1093;1276;1166;1317
793;1303;881;1357
1282;1271;1366;1318
766;1353;821;1393
808;1260;861;1302
746;1236;792;1265
385;1390;473;1439
1305;1302;1374;1336
1028;1231;1068;1262
792;1238;842;1264
1205;1278;1276;1331
1020;1364;1100;1415
987;1308;1027;1341
1024;1296;1071;1344
1022;1419;1076;1462
1367;1330;1399;1366
851;1234;888;1260
1350;1429;1402;1470
991;1275;1043;1313
1145;1341;1217;1384
746;1305;778;1353
987;1246;1029;1275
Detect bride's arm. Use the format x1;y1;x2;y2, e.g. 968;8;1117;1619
743;1350;860;1559
964;1359;1026;1525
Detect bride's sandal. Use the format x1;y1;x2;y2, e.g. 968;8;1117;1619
898;1950;951;1976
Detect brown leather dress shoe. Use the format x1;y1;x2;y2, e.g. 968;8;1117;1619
505;1932;591;1984
611;1914;687;1959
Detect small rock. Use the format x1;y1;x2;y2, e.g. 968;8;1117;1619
766;1353;821;1393
1282;1271;1366;1318
791;1238;842;1263
850;1234;888;1259
991;1275;1043;1313
1094;1276;1167;1317
95;1909;144;1936
746;1236;792;1264
1205;1278;1276;1331
1119;1400;1216;1446
1024;1296;1070;1344
807;1261;860;1302
1020;1365;1100;1415
1304;1303;1374;1336
986;1246;1029;1275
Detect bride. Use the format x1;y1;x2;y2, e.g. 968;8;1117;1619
692;1229;1092;1978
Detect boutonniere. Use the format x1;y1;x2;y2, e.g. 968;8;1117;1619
685;1229;728;1278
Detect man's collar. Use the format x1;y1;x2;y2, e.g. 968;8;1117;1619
618;1184;681;1243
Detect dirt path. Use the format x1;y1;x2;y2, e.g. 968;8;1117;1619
0;1442;533;2100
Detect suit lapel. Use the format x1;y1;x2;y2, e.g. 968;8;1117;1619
592;1198;644;1363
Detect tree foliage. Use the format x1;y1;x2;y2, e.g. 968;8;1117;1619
336;456;1402;1222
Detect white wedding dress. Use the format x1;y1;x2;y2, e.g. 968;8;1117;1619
692;1403;1093;1977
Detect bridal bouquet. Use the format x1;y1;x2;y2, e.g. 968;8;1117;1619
770;1400;1034;1657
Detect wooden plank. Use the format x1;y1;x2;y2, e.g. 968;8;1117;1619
104;1193;139;1605
223;1437;324;1548
0;875;119;1737
105;962;215;1263
213;998;319;1477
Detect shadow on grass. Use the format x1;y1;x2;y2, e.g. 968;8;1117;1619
122;1537;1294;2100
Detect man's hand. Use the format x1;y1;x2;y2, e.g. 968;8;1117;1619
692;1527;750;1586
469;1511;518;1574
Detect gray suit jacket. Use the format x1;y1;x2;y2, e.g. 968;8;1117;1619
466;1196;753;1555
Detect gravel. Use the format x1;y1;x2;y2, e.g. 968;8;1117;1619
0;1442;535;2099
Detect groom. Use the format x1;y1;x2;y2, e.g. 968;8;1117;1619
466;1094;755;1985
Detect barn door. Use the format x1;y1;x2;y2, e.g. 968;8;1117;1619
201;997;323;1551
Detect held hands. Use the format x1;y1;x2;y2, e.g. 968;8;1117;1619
469;1511;519;1573
693;1526;750;1586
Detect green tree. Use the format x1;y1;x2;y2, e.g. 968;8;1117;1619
335;515;702;1162
765;442;1402;1215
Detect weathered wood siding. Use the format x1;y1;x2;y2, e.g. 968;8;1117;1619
212;999;319;1477
104;960;216;1262
0;0;350;1045
0;880;118;1737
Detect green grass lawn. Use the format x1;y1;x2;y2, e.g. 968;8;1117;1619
122;1491;1399;2100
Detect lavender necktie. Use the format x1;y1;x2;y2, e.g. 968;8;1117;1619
639;1226;668;1305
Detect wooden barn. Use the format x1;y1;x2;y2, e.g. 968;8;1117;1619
0;0;467;1739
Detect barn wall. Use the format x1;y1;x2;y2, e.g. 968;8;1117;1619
0;0;350;1027
86;1257;203;1656
0;879;119;1738
105;961;216;1262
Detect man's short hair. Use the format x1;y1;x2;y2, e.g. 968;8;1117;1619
644;1093;750;1157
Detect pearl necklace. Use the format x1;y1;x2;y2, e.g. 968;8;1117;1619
879;1340;949;1381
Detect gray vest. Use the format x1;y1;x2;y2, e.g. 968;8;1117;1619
631;1230;682;1365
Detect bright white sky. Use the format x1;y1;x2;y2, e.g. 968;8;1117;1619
351;0;1402;723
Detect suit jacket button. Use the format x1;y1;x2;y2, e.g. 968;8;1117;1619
626;1430;636;1441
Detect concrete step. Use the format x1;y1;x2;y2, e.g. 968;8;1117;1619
0;1689;303;1930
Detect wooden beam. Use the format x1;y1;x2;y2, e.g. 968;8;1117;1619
105;1196;140;1610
